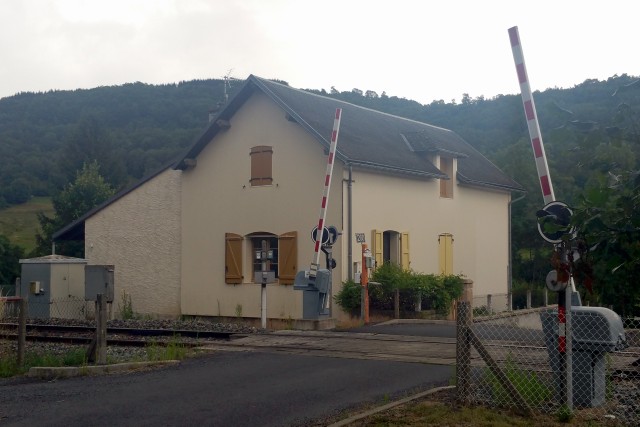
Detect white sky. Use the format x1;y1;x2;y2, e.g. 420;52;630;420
1;0;638;105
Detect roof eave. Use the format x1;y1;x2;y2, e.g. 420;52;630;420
457;173;525;193
349;160;445;179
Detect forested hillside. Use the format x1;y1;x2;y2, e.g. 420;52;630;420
1;73;639;311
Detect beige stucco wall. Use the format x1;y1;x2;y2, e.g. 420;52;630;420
85;169;182;318
342;162;510;298
180;92;343;319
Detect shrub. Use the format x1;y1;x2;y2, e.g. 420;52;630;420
333;280;361;315
333;262;465;317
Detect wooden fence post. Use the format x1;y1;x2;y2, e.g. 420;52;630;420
96;294;107;365
17;298;27;367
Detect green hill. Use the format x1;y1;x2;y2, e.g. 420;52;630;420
0;197;54;253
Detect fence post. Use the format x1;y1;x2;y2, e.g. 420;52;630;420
486;294;492;313
17;298;27;367
394;288;400;319
96;294;107;365
544;288;548;306
456;300;471;404
526;290;532;309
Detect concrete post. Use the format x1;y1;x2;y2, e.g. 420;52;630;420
526;290;532;309
487;294;492;313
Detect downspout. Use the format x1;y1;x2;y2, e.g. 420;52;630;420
347;163;353;281
508;192;526;311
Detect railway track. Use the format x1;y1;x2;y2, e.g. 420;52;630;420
0;323;241;347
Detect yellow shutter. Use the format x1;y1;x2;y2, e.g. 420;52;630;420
225;233;243;284
438;233;453;275
401;232;410;270
371;229;383;269
278;231;297;285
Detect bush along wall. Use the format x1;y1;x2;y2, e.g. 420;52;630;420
334;262;464;317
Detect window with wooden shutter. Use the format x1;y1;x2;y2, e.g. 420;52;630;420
438;233;453;275
251;235;278;281
401;232;410;270
439;156;453;198
250;145;273;186
278;231;297;285
225;233;243;284
371;229;383;269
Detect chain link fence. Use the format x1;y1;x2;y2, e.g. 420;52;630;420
457;300;640;425
0;297;96;321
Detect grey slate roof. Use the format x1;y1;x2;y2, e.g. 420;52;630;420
177;75;523;191
54;75;522;241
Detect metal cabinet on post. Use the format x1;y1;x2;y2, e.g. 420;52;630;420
541;306;627;407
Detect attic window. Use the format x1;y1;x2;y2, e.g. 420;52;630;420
250;146;273;186
440;156;454;198
400;132;434;152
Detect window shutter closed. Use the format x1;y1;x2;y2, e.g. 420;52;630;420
438;233;453;275
371;229;383;269
278;231;297;285
250;146;273;186
401;232;410;270
225;233;243;284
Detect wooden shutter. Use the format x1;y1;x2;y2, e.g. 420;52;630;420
278;231;297;285
225;233;243;284
438;233;453;275
250;146;273;186
371;229;383;269
401;232;410;270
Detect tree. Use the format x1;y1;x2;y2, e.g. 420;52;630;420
568;86;640;316
4;178;31;204
0;234;23;288
57;115;127;190
34;161;115;258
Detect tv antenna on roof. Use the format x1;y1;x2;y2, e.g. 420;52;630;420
223;69;233;104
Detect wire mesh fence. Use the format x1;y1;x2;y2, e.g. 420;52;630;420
457;301;640;425
0;297;96;322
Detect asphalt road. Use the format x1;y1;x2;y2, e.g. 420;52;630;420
0;350;453;427
346;322;457;338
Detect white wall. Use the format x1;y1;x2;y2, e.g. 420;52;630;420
180;92;343;319
85;169;182;318
341;165;510;297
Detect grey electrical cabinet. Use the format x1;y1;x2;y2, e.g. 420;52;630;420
19;255;87;319
85;265;115;303
541;306;627;407
293;269;331;319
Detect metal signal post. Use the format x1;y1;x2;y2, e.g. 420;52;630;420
509;26;573;410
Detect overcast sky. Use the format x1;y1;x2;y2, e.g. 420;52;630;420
1;0;638;105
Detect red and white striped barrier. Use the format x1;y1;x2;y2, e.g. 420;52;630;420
310;108;342;278
508;26;556;205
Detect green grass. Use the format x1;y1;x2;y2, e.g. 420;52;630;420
145;337;189;361
0;197;54;253
0;348;87;378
